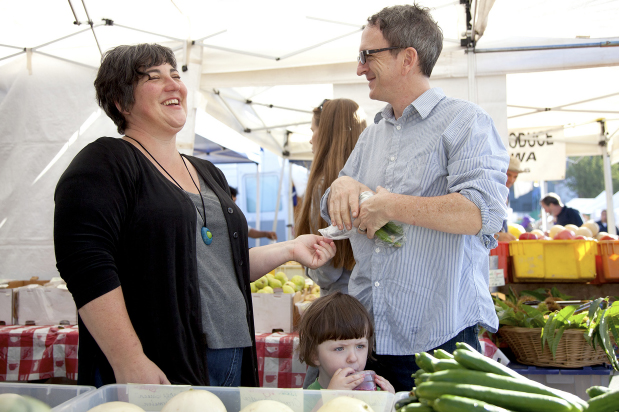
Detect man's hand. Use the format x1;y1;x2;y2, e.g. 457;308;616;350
327;368;365;390
291;235;336;269
113;353;170;384
266;231;278;240
496;232;516;242
353;186;393;238
328;176;372;231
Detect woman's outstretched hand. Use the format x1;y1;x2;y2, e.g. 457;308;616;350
292;235;336;269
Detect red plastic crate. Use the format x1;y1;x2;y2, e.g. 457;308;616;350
490;241;511;283
594;240;619;283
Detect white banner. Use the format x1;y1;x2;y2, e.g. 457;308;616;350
508;129;566;182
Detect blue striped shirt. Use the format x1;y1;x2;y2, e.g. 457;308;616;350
320;88;509;355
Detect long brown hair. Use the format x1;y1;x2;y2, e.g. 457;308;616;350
295;98;367;270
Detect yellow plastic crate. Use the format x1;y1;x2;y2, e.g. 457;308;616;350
509;239;597;282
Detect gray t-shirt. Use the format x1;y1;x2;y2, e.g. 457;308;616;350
187;175;252;349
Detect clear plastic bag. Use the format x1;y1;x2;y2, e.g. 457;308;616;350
318;191;407;248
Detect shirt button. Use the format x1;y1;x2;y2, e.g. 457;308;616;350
375;248;380;253
396;125;401;130
374;281;380;287
233;232;239;239
390;156;395;161
239;260;244;266
228;207;234;214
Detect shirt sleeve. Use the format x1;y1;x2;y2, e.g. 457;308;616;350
54;140;134;308
307;264;349;294
443;109;510;249
319;133;364;224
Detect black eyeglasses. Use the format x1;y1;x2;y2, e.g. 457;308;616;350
318;99;330;111
357;46;403;65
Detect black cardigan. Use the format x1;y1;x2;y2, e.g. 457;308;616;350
54;137;258;387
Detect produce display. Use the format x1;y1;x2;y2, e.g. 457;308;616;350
160;389;227;412
87;402;145;411
0;393;51;412
316;396;375;411
494;288;619;368
514;220;617;241
395;342;619;412
251;272;307;295
239;400;293;411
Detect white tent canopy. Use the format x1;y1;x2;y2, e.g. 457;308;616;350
1;0;619;277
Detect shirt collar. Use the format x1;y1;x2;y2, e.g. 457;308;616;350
380;87;446;121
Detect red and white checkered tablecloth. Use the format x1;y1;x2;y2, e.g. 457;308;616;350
255;332;307;388
0;325;79;381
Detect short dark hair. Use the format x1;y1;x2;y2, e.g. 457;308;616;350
367;4;443;77
229;187;238;198
94;44;177;134
297;292;374;367
541;193;562;207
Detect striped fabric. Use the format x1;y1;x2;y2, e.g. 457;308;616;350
320;88;509;356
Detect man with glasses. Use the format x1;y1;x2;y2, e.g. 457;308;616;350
320;4;509;391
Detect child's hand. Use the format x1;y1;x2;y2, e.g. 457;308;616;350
326;368;364;390
374;374;395;394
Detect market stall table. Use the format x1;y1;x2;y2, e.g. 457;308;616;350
0;325;78;381
0;326;307;388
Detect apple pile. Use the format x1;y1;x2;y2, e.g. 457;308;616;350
251;272;307;294
517;220;619;241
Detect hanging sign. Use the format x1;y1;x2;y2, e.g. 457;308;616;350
507;129;566;182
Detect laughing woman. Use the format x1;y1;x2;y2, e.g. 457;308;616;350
54;43;335;388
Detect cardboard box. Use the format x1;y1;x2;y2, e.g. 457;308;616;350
15;286;77;325
251;292;293;333
0;289;13;325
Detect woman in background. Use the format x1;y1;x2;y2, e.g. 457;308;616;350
295;98;367;388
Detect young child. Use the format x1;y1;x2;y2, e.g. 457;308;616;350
298;292;395;393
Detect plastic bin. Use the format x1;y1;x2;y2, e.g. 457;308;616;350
51;384;395;412
595;240;619;283
508;363;613;400
509;239;597;282
490;241;511;282
274;263;305;280
0;382;95;408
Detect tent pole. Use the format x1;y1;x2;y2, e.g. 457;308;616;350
288;161;294;241
272;157;287;240
600;120;616;235
255;161;261;247
540;180;548;233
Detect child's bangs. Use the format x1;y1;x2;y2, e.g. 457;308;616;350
318;303;372;342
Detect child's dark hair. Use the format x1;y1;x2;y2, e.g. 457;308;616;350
298;292;374;367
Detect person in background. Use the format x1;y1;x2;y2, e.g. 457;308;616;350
596;209;618;234
322;4;509;392
230;187;277;241
495;156;528;241
296;98;367;297
295;98;367;389
297;292;394;393
540;193;583;227
54;43;335;388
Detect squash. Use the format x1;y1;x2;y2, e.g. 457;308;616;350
0;393;51;412
160;389;226;412
239;400;294;412
317;396;375;412
86;401;145;412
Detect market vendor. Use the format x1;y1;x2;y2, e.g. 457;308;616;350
321;4;509;392
540;193;584;227
54;43;336;388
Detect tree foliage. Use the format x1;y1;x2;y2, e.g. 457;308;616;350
565;156;619;198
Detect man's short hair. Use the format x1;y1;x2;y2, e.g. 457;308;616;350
541;193;563;207
367;4;443;77
229;187;237;198
94;44;177;134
